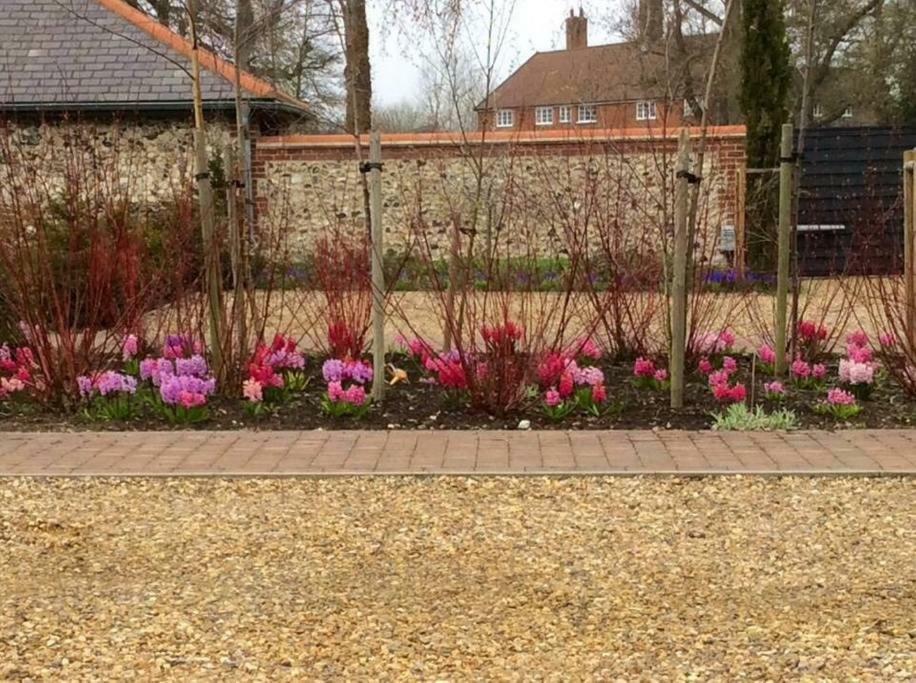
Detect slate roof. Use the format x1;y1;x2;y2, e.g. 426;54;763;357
481;34;716;110
0;0;306;112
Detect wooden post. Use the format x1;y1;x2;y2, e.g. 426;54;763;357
188;0;224;381
735;166;747;279
774;124;794;377
368;131;386;402
905;150;916;347
670;129;692;409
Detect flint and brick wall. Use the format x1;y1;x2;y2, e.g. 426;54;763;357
251;126;746;259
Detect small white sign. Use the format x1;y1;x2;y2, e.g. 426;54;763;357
720;225;736;252
797;224;845;232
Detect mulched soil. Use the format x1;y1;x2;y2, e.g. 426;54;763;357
2;355;915;431
1;477;914;679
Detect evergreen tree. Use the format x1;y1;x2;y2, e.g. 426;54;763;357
740;0;792;271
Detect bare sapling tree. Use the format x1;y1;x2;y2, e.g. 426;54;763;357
188;0;227;382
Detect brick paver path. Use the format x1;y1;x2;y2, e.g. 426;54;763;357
0;430;914;475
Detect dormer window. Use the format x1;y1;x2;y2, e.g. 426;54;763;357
813;103;824;118
842;106;854;119
578;104;597;123
535;106;554;126
636;100;657;121
496;109;514;128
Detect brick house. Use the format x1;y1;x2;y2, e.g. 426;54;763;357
477;5;714;132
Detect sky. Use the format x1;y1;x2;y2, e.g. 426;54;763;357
366;0;623;106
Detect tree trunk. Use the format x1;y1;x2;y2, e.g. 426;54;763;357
343;0;372;134
189;0;226;382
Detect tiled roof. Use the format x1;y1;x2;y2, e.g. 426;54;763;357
481;35;716;109
0;0;306;110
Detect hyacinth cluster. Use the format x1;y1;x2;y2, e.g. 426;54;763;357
695;330;744;402
797;320;829;359
0;343;33;400
160;374;216;408
695;329;736;356
758;344;777;368
538;343;607;418
398;336;473;391
632;357;668;390
243;335;307;404
763;380;786;400
122;334;139;361
162;334;204;360
697;346;746;404
425;349;469;390
139;336;216;411
790;359;828;386
838;330;878;399
322;358;373;410
817;387;862;420
140;355;210;386
77;371;137;398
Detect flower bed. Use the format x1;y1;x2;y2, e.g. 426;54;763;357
2;325;916;431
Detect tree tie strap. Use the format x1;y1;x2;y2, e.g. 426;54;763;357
676;170;702;185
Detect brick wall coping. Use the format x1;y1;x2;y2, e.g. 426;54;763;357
258;125;746;149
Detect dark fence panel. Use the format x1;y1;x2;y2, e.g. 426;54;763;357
797;126;916;276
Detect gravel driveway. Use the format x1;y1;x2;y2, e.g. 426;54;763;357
1;477;914;680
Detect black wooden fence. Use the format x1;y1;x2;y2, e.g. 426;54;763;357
796;126;916;276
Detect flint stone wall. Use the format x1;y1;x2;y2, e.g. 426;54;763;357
252;127;746;259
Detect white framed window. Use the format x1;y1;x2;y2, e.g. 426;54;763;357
683;98;694;118
842;106;854;119
813;103;824;118
496;109;514;128
559;105;572;123
577;104;597;123
636;100;657;121
535;106;554;126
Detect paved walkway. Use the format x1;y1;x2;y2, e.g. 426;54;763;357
0;430;914;475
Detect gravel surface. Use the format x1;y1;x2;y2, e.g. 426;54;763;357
1;477;914;680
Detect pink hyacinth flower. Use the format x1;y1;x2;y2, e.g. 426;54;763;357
633;357;656;378
327;380;345;402
764;380;785;396
122;334;139;361
878;332;896;348
827;388;856;406
791;360;811;379
544;389;561;407
581;338;602;360
846;330;869;348
242;379;263;403
847;345;873;363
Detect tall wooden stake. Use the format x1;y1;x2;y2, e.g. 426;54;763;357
774;123;794;377
368;131;386;402
905;150;916;347
670;129;692;409
735;166;747;279
188;0;224;381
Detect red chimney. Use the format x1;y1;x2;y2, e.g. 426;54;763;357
565;8;588;50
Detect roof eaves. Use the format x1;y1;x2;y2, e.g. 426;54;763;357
95;0;309;113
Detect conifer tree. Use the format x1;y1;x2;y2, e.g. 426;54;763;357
740;0;792;271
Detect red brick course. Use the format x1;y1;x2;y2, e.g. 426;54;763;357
1;430;912;476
